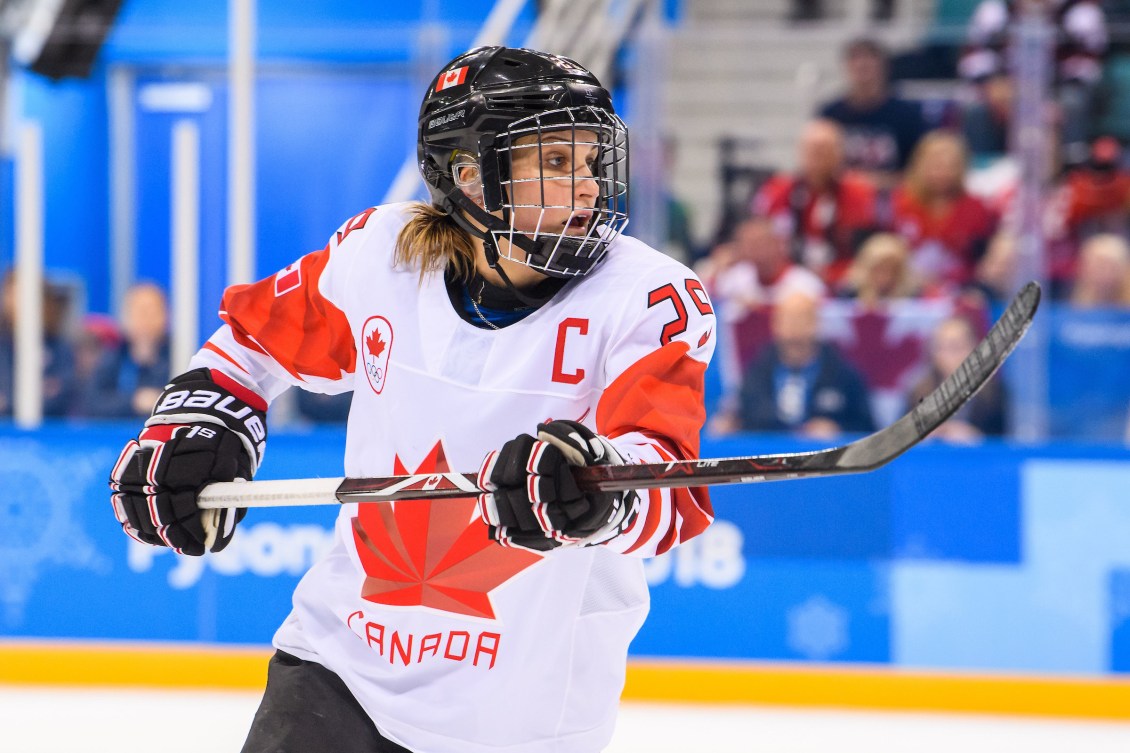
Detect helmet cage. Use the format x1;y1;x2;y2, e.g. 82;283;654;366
483;106;628;277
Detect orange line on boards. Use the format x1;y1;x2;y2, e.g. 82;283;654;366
3;642;1129;720
623;660;1130;721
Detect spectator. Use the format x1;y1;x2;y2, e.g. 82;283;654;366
891;130;999;290
818;37;930;187
958;0;1108;164
1064;136;1130;241
660;135;700;265
971;134;1076;298
908;315;1007;441
1069;233;1130;307
837;232;922;306
971;229;1019;304
697;215;826;318
733;291;875;438
82;281;171;418
0;270;76;418
752;119;880;285
70;313;121;415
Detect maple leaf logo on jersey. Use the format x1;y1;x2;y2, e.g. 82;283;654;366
351;441;543;620
361;315;394;394
366;329;386;359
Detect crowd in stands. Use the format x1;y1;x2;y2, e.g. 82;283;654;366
696;6;1130;444
4;3;1130;443
0;274;349;425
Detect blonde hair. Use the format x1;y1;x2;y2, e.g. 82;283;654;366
903;130;969;204
393;202;478;282
844;232;917;304
1071;233;1130;307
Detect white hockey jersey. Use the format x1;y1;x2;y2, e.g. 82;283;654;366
191;203;716;753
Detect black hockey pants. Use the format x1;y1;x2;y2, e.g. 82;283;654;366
241;650;414;753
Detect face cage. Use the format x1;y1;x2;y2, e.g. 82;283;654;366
491;107;629;277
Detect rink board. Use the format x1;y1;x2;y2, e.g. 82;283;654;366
1;425;1129;717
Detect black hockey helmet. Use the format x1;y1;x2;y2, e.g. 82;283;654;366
418;46;629;278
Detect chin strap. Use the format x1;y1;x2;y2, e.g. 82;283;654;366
439;176;597;287
439;184;566;308
485;253;560;308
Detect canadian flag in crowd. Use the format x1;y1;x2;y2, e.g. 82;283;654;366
436;65;468;92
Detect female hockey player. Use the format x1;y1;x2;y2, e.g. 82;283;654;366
110;46;716;753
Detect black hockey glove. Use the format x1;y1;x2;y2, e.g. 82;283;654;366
476;420;639;552
109;368;267;556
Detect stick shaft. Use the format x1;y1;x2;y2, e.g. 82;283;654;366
198;282;1040;510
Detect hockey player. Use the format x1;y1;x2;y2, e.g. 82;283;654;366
109;46;716;753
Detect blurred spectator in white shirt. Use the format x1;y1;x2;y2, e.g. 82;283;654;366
697;215;826;321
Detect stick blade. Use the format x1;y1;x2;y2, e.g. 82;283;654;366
837;280;1040;471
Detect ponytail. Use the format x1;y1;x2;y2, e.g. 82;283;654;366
394;202;477;283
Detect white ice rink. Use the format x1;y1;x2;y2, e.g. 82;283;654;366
2;685;1130;752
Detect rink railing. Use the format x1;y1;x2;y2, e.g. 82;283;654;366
1;424;1129;718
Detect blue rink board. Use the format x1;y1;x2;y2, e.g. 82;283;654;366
1;424;1128;675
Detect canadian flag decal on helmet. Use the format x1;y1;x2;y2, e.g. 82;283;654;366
435;65;468;92
362;315;394;394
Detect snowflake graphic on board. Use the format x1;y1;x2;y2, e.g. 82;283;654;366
0;441;109;626
786;594;849;660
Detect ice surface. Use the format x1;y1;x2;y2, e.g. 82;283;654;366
1;685;1128;752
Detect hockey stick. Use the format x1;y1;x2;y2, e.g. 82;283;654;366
198;282;1040;509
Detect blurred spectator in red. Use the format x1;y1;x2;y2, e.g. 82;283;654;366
958;0;1107;164
751;119;880;285
908;315;1007;441
836;232;924;306
697;215;826;317
1069;233;1130;307
1064;136;1130;239
724;291;875;439
81;281;172;418
891;130;999;290
817;37;930;188
0;270;76;418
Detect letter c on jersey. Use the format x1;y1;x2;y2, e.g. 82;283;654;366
362;316;395;394
552;318;588;385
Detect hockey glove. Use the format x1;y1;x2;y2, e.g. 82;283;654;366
109;368;267;556
476;420;639;552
